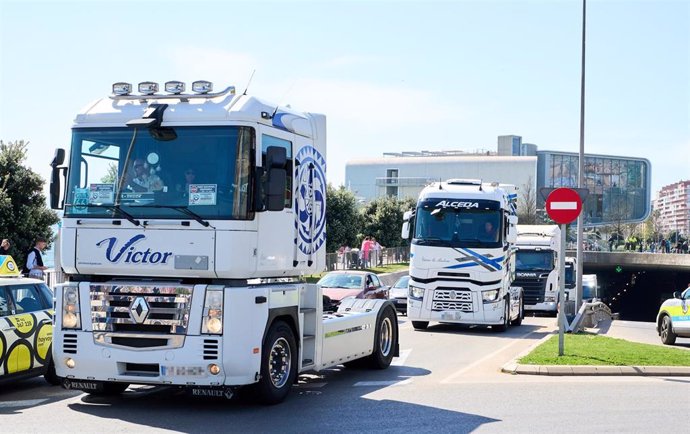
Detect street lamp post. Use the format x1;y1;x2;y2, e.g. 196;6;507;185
576;0;587;311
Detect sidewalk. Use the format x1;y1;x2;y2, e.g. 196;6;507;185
502;319;690;376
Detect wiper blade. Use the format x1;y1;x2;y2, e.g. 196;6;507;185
66;203;141;226
133;205;212;228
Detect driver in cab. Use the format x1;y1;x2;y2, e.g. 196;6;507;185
127;158;165;193
479;221;498;243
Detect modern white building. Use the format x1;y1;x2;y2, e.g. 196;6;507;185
345;152;537;202
654;180;690;235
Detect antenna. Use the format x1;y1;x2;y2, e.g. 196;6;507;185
242;70;256;96
270;81;296;119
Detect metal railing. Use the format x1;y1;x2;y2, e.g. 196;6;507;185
325;246;410;271
44;269;68;288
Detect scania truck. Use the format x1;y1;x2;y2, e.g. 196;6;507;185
514;225;561;314
49;81;398;404
401;179;523;331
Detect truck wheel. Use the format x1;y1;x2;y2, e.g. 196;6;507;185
659;315;676;345
43;356;62;386
494;302;510;332
412;321;428;330
366;306;397;369
511;297;524;326
252;320;297;405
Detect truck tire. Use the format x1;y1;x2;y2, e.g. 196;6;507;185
511;297;524;326
494;301;510;332
659;315;676;345
252;320;298;405
43;356;62;386
366;306;397;369
412;321;429;330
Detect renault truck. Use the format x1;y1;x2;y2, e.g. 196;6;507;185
48;81;398;404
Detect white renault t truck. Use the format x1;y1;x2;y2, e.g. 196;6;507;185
401;179;523;331
49;81;398;404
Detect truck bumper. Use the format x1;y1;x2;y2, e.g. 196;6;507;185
54;332;256;388
407;298;506;325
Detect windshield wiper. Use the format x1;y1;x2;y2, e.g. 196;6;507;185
132;205;212;228
67;203;141;226
415;237;447;245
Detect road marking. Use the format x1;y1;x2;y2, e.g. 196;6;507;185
550;201;577;210
440;329;536;384
391;349;412;366
0;398;48;408
354;378;413;387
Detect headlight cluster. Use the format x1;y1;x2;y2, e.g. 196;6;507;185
545;295;557;302
409;285;425;300
62;286;81;329
482;289;500;303
202;289;224;335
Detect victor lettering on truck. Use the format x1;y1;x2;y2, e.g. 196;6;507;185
96;235;173;264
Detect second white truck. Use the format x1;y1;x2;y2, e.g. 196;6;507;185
514;225;561;314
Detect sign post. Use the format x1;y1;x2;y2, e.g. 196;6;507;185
545;188;583;356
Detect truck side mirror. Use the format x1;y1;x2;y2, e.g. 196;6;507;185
264;146;287;212
401;210;413;239
50;148;67;210
506;215;518;244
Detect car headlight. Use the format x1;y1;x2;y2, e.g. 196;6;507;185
62;286;81;329
409;285;424;300
202;288;224;335
482;289;500;303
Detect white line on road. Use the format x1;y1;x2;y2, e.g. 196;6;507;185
391;349;412;366
550;202;577;210
440;329;536;384
0;398;48;408
354;378;413;387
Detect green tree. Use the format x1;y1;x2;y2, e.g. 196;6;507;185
101;162;118;184
325;184;362;252
360;196;416;248
0;140;60;267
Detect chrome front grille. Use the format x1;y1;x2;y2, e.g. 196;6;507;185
432;301;473;312
432;289;473;312
90;284;192;335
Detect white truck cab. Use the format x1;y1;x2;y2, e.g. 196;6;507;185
514;225;561;314
49;81;398;404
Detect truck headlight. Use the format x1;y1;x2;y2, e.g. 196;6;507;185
409;285;424;300
62;286;81;329
202;289;224;335
545;295;557;302
482;289;500;303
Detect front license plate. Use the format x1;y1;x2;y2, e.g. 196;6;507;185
160;365;207;377
440;311;462;320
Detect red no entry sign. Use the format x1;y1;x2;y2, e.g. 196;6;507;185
546;188;582;224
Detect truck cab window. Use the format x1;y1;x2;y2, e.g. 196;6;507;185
261;135;293;209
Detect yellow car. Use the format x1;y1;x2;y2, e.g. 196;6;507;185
656;287;690;345
0;255;60;385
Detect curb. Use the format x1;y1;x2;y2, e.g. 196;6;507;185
501;333;690;377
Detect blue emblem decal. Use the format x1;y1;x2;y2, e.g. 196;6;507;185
294;145;327;255
97;235;173;264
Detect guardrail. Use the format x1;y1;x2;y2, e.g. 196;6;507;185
568;300;613;332
326;246;410;271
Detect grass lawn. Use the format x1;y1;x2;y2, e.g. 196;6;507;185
519;333;690;366
304;263;409;283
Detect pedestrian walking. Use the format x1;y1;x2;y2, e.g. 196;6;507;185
23;237;48;279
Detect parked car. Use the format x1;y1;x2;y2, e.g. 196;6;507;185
0;255;60;385
318;271;389;312
656;287;690;345
389;275;410;315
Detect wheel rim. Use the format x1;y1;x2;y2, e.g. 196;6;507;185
661;318;669;340
379;317;393;357
269;337;292;389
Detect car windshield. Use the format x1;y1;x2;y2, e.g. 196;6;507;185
413;199;502;248
318;274;363;289
516;250;554;271
64;126;254;220
394;276;410;288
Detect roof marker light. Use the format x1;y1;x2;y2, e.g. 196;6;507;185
165;81;185;94
192;80;213;94
112;82;132;96
138;81;159;95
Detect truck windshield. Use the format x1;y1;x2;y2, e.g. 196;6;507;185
64;126;254;220
516;250;554;271
413;199;502;248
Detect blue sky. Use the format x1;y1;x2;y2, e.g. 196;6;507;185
1;0;688;195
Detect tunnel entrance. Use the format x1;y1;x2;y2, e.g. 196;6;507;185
591;267;690;322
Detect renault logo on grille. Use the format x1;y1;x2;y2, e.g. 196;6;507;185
130;297;150;324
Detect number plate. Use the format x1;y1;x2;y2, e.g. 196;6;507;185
160;365;207;377
440;311;462;320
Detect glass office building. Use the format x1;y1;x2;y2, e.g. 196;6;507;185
537;151;651;225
